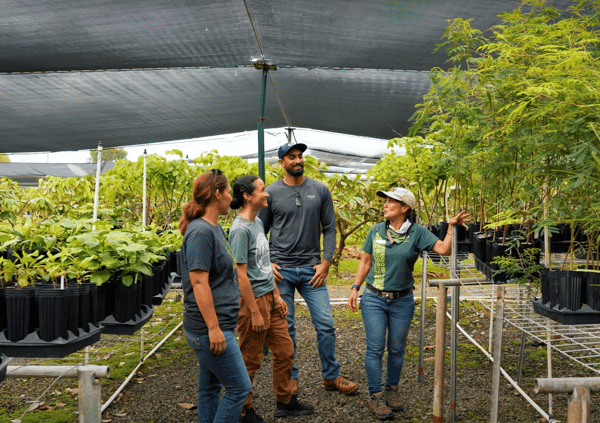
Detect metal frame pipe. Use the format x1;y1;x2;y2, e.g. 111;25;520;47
142;149;147;227
535;378;600;393
256;65;269;181
92;140;103;226
7;365;109;423
7;365;109;379
428;278;487;286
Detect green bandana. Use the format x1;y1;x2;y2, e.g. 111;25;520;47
387;228;408;244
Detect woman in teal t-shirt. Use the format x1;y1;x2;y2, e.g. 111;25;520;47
229;175;314;422
348;186;469;421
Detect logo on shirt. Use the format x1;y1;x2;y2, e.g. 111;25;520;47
255;232;272;275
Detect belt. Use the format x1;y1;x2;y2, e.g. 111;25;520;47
366;284;411;299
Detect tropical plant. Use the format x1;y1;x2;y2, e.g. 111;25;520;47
90;147;128;163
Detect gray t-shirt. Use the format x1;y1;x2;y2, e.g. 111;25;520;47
181;218;239;336
229;216;275;298
258;177;336;267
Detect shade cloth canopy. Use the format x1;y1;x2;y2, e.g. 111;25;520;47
0;162;115;187
1;0;572;153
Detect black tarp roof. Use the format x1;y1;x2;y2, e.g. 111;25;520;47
1;0;573;153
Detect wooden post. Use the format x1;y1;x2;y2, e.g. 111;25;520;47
433;283;447;423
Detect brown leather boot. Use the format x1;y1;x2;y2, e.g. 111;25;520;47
384;386;403;412
323;375;358;395
369;392;394;420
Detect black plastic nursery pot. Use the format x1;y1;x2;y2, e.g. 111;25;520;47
169;250;178;275
547;270;560;308
37;287;70;342
97;279;116;322
66;285;80;337
4;286;35;342
141;274;154;307
534;269;600;325
78;282;97;331
0;285;8;333
558;270;584;311
585;271;600;311
540;268;550;305
176;250;183;278
113;282;140;323
489;241;508;283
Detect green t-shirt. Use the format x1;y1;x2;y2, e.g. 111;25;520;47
362;221;439;291
229;216;275;298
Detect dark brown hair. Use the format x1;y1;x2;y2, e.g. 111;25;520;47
179;169;229;235
230;175;260;210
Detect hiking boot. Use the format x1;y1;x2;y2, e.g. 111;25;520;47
384;386;403;412
369;392;394;421
239;407;266;423
274;395;315;417
323;375;358;395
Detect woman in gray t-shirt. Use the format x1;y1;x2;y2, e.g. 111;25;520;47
179;169;251;423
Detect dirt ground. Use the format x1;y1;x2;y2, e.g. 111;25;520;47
100;292;600;423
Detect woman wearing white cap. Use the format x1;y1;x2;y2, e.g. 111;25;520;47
348;186;469;420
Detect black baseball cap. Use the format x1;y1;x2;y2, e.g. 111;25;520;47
278;142;307;159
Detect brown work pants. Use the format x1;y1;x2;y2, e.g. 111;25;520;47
238;291;294;408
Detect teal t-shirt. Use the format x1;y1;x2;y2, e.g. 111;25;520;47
362;221;439;291
229;216;275;298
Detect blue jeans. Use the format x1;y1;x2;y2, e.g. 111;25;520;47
183;328;251;423
360;287;415;396
277;266;340;380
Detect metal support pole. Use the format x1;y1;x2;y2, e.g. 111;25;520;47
433;283;447;423
92;140;103;227
257;67;268;182
428;278;483;286
419;251;428;383
490;285;505;423
79;369;102;423
569;387;591;423
450;229;458;421
535;378;600;423
7;365;109;423
142;149;147;228
488;287;495;353
517;331;526;384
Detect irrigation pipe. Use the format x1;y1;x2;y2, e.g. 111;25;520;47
101;320;184;413
444;309;555;422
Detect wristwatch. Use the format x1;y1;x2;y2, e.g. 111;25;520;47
351;283;361;291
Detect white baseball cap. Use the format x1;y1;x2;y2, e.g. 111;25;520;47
376;187;416;209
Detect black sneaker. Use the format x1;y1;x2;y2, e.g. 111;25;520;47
239;407;266;423
274;396;315;417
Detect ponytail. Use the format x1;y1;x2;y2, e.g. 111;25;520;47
231;175;260;210
179;169;228;235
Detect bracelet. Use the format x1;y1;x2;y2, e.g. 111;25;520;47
351;283;361;291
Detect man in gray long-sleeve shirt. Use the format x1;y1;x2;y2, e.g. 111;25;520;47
258;142;358;396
